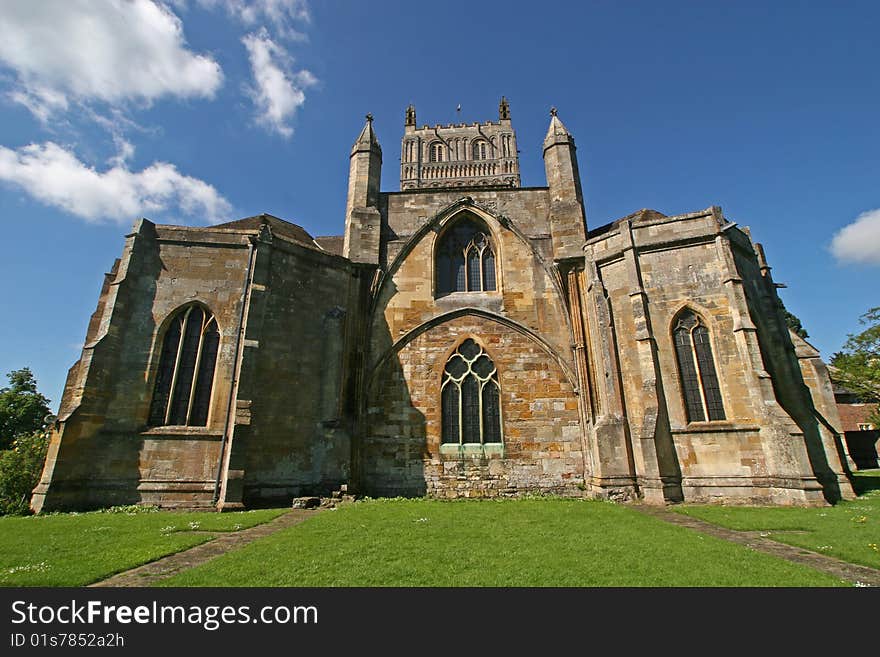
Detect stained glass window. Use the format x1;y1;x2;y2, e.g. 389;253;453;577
673;310;726;422
436;218;497;294
440;339;502;444
148;305;220;427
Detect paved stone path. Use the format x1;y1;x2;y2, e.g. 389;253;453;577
634;505;880;586
90;509;320;587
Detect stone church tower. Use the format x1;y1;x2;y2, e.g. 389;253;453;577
32;100;855;512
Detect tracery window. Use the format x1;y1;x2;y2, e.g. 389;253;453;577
429;142;445;162
673;310;725;422
472;140;488;160
436;218;497;294
441;339;502;445
148;305;220;427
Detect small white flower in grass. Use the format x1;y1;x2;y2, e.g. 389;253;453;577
854;581;871;587
759;532;771;537
160;525;176;534
188;521;201;530
817;545;833;551
233;523;243;531
8;561;49;574
414;517;429;523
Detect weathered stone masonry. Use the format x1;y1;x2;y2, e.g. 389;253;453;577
32;101;855;512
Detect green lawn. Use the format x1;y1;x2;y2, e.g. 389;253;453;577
673;470;880;571
0;507;287;586
158;498;847;587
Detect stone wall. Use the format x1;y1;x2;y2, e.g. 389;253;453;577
34;217;365;511
233;234;363;506
380;188;552;267
583;208;850;504
363;314;583;497
361;194;584;498
33;219;252;510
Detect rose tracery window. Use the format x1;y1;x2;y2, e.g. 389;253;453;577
148;305;220;427
673;310;725;422
441;339;502;445
436;218;497;294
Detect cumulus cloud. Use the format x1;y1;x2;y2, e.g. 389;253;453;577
0;0;223;120
830;209;880;266
0;142;232;224
242;29;317;138
198;0;311;40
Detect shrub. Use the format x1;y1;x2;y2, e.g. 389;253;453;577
0;430;49;515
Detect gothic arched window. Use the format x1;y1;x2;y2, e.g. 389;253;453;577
148;305;220;427
429;142;445;162
441;339;502;445
436;217;497;294
673;310;725;422
472;140;488;160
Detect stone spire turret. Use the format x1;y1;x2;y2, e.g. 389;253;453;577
543;107;587;259
499;96;510;121
352;112;381;157
344;113;382;264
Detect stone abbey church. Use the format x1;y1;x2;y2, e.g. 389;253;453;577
32;99;856;513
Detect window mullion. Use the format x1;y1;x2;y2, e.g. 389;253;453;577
185;318;208;425
164;308;191;425
496;379;504;444
478;379;485;444
456;380;463;445
690;327;709;421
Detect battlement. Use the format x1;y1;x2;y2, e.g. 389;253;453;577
421;121;502;130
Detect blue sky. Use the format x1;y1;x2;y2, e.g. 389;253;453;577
0;0;877;408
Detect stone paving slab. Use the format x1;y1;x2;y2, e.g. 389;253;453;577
634;505;880;587
90;509;319;588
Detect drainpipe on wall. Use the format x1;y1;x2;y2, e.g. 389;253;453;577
213;236;257;505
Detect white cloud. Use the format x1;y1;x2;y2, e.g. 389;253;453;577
0;141;232;224
198;0;311;40
0;0;223;120
242;29;316;138
831;209;880;266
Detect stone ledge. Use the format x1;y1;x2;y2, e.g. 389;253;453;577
140;427;224;439
439;443;505;459
670;422;761;434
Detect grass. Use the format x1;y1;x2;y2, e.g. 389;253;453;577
158;498;847;587
0;506;287;586
673;470;880;571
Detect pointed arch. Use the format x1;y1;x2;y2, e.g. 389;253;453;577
367;198;575;363
672;307;725;422
435;212;497;295
367;307;578;394
149;303;220;427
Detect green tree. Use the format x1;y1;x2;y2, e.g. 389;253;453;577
783;309;809;339
830;307;880;426
0;430;49;515
0;368;51;450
